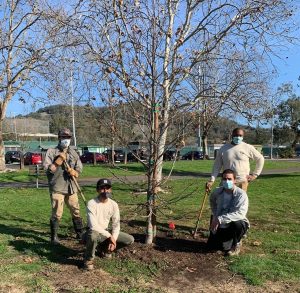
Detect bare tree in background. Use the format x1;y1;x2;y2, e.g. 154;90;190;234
0;0;71;170
275;83;300;147
67;0;296;243
188;48;271;158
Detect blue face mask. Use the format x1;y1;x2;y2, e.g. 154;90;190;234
222;180;234;190
232;136;243;145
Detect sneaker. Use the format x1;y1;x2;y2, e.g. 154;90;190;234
83;260;94;271
225;243;241;257
102;252;112;259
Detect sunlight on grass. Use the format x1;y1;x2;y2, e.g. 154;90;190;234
0;167;299;290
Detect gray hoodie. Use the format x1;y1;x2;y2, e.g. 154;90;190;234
209;185;249;228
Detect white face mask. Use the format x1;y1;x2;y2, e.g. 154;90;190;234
60;139;71;148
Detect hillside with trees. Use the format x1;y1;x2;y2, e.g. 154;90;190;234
19;104;271;146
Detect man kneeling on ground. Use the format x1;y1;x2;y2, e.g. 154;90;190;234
83;178;134;270
207;169;249;256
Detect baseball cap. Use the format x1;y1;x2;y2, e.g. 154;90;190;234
96;178;112;189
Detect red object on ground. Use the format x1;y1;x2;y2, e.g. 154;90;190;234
169;222;175;230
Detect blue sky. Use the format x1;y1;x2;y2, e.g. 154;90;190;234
6;1;300;119
7;44;300;118
271;45;300;92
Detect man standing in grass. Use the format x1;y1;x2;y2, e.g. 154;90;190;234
83;178;134;271
44;128;84;245
206;127;264;192
207;169;249;256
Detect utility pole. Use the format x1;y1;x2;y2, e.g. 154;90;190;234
197;65;202;150
13;112;17;141
270;98;274;159
70;60;77;146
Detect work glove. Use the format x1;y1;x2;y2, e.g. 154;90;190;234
67;167;79;178
205;181;214;192
54;153;67;166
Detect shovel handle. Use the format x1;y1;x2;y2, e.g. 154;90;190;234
193;190;209;237
62;159;87;206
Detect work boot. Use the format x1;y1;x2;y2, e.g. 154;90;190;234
83;259;94;271
50;218;60;245
72;217;84;239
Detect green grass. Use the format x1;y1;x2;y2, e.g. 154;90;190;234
0;162;299;290
1;158;299;183
228;173;300;285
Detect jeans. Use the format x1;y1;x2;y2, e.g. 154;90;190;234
84;229;134;261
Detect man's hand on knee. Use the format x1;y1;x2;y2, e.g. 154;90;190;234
108;236;117;251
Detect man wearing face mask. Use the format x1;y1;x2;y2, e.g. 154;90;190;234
83;178;134;271
206;127;264;192
43;127;84;244
207;169;249;256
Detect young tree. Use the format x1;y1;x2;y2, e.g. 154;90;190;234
71;0;296;243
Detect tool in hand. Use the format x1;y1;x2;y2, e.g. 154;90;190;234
59;152;87;206
193;190;209;238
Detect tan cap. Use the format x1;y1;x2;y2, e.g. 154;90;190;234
58;128;72;138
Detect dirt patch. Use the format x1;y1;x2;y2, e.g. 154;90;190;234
38;232;299;293
0;284;26;293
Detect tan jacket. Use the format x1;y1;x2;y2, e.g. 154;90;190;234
210;142;264;183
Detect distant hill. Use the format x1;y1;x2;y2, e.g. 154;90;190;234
17;104;270;146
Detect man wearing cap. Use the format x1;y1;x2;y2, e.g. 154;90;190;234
43;127;84;244
83;178;134;270
206;128;264;192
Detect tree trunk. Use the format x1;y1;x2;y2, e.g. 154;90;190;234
0;122;5;171
145;104;159;244
145;189;156;244
0;104;9;171
202;132;209;160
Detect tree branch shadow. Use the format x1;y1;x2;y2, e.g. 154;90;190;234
0;223;83;267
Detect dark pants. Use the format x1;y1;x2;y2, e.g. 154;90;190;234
207;220;248;251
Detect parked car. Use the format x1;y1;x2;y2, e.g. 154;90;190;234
181;151;203;160
103;149;125;163
127;150;148;162
126;151;138;162
23;152;43;165
80;152;107;164
163;150;180;161
5;151;21;164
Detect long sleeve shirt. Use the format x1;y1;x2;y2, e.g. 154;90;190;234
210;186;249;228
43;146;83;194
210;142;264;183
86;197;120;240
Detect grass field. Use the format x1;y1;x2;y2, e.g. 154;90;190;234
0;161;299;291
1;159;299;183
